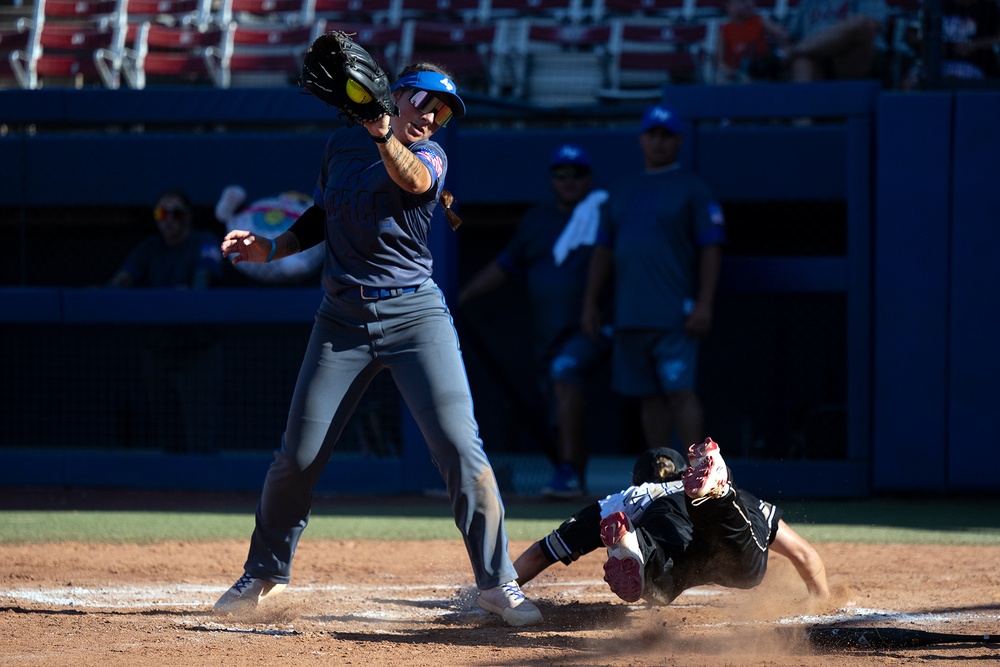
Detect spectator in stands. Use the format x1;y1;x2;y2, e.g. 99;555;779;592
785;0;890;82
903;0;1000;89
108;190;224;454
716;0;791;83
459;145;612;500
581;104;726;459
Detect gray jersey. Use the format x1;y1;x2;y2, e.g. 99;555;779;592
314;127;447;293
597;166;725;329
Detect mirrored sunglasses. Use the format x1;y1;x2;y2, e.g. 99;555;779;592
410;90;454;127
153;206;188;221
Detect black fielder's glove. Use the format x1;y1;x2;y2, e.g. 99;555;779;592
299;31;398;125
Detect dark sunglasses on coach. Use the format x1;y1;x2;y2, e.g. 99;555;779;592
153;206;188;221
551;166;590;180
409;90;454;127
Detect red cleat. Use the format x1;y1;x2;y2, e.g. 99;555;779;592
599;511;645;603
682;437;731;502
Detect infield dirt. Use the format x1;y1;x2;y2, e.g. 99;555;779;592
1;489;998;666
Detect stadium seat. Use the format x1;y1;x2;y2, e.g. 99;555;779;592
111;0;219;88
218;0;316;25
10;0;129;89
599;18;711;101
0;18;33;88
507;19;614;104
399;19;506;94
688;0;728;20
482;0;586;24
321;20;407;76
120;21;227;88
312;0;401;24
126;0;214;28
207;20;324;87
591;0;693;23
398;0;486;23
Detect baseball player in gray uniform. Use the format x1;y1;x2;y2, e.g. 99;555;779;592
212;63;542;627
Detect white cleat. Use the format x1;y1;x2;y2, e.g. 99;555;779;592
477;580;543;627
213;572;286;616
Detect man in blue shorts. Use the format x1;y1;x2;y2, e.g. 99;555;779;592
582;103;726;453
212;62;542;627
460;145;612;498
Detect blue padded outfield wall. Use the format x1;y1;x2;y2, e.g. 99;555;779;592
1;83;997;497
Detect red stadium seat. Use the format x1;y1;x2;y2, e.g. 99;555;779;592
600;18;711;100
398;0;485;23
0;19;33;88
506;19;614;103
482;0;586;24
208;21;323;87
399;19;505;94
10;0;129;89
121;21;228;88
592;0;692;23
321;21;408;76
220;0;316;24
312;0;401;24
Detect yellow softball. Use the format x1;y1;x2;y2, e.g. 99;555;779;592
345;80;373;104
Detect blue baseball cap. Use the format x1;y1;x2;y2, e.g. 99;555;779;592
393;70;466;118
641;104;683;134
549;144;591;169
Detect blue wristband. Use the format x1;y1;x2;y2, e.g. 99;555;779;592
265;237;277;263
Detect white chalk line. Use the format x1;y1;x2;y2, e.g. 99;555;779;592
0;579;724;609
2;582;996;630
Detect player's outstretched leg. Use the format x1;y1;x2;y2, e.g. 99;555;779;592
600;511;646;602
477;581;543;626
213;572;286;616
682;437;731;503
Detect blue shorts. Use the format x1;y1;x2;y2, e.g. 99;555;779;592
547;329;612;387
613;329;699;396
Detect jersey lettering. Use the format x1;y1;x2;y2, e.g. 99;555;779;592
327;157;394;228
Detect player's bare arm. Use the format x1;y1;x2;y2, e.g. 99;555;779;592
381;137;432;194
362;114;434;195
769;519;830;599
221;227;306;265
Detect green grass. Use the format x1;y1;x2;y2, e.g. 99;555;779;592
2;498;999;545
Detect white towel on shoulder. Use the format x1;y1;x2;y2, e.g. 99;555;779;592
552;189;609;266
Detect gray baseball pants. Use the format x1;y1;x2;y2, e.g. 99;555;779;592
243;279;517;590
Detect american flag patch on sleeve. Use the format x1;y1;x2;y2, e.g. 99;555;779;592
416;149;444;178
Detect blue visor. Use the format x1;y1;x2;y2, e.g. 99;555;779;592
392;71;466;119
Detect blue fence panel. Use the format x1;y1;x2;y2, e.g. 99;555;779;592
948;91;1000;489
872;93;953;492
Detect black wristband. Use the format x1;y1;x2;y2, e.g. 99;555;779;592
371;128;392;144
